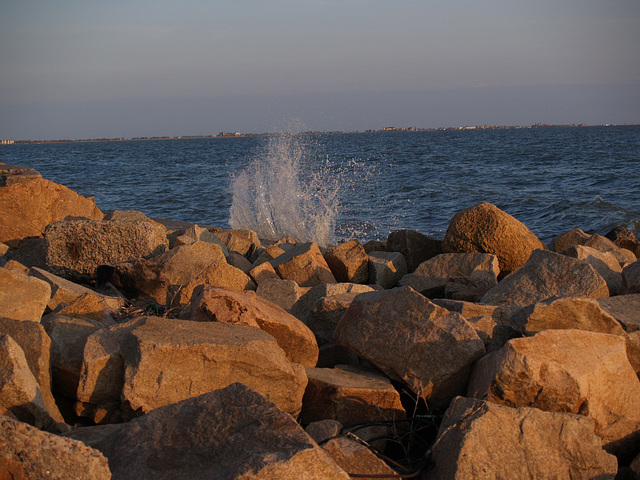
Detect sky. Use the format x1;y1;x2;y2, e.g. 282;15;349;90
1;0;639;140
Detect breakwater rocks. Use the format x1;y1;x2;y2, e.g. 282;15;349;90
1;165;640;479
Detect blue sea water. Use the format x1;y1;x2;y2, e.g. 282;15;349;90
1;126;639;246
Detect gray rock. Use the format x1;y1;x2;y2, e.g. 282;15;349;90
386;229;442;272
368;251;407;289
622;259;640;294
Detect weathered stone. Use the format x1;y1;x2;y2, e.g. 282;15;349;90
387;229;442;272
1;259;28;273
562;245;624;295
465;316;497;348
362;240;387;254
76;317;308;421
306;419;343;444
368;251;407;289
29;266;124;312
598;294;640;333
549;227;591;252
96;257;171;305
481;249;609;307
0;242;9;257
0;266;50;321
443;202;546;275
0;415;110;480
50;293;119;322
317;342;361;368
623;259;640;294
400;252;499;299
0;178;103;248
189;286;318;368
605;225;640;259
256;278;302;310
67;384;349;480
173;224;229;251
9;237;47;269
102;209;161;225
226;251;253;273
250;259;281;284
290;283;376;324
0;335;60;431
467;329;640;456
334;287;485;408
270;242;337;286
325;239;369;284
44;219;168;281
0;164;42;186
587;233;637;267
43;315;104;398
432;298;513;324
0;317;65;427
215;229;261;257
152;240;226;285
251;243;288;266
305;292;361;345
301;366;405;426
323;437;399;479
427;397;617;480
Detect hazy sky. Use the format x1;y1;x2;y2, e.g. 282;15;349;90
1;0;639;139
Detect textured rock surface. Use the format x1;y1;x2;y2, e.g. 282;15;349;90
598;294;640;333
0;266;51;321
290;283;375;323
481;249;609;307
67;384;349;480
324;239;369;284
256;278;301;310
623;259;640;294
189;286;318;367
270;242;337;287
562;245;624;295
467;329;640;456
96;257;171;305
323;437;398;479
426;397;617;480
368;251;407;289
549;227;591;252
443;202;546;275
335;286;485;408
0;178;103;247
386;229;442;272
0;414;111;480
305;292;362;345
152;240;227;285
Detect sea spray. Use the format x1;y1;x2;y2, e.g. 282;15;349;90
228;133;340;247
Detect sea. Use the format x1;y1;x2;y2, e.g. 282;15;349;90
2;125;639;247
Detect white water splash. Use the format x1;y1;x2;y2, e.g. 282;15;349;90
229;132;339;247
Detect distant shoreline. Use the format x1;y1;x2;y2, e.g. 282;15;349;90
3;123;638;146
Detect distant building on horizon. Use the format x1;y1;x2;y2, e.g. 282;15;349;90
1;140;15;145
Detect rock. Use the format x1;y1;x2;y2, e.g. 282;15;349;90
0;317;65;427
44;219;168;281
387;229;442;272
334;287;485;408
270;242;337;287
400;253;499;299
96;257;171;305
306;419;343;444
605;225;640;259
443;202;546;275
9;237;47;269
0;335;61;431
426;396;617;480
0;266;51;321
317;342;361;368
250;260;281;284
29;266;124;312
465;316;497;348
215;229;261;257
49;293;119;322
289;283;376;324
0;242;9;257
226;251;253;273
173;224;229;252
301;366;405;426
189;286;318;368
0;164;42;186
256;278;302;310
598;294;640;333
467;329;640;457
324;239;369;284
0;178;103;248
0;415;110;480
251;243;288;266
368;251;407;289
586;234;637;267
363;239;388;254
152;240;226;285
323;436;399;479
550;227;592;252
76;317;308;421
562;245;624;295
42;315;104;399
480;249;609;307
102;209;162;225
67;383;349;480
305;292;362;345
431;298;513;324
623;259;640;294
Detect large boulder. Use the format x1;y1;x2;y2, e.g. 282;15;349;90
324;239;369;284
586;234;637;267
0;177;103;248
0;415;110;480
304;292;363;345
480;249;609;307
623;259;640;294
301;366;405;426
400;252;499;300
256;278;302;310
549;227;591;252
44;219;169;281
598;294;640;333
151;240;226;285
189;286;318;368
368;251;407;289
67;383;349;480
426;397;617;480
290;283;376;323
215;229;261;257
0;317;65;427
96;257;171;305
443;202;546;275
270;242;337;287
561;245;624;295
467;329;640;457
386;229;442;272
334;286;485;408
0;266;51;321
323;437;399;479
76;317;307;421
0;164;41;186
605;225;640;259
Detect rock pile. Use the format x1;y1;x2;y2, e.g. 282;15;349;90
2;165;640;479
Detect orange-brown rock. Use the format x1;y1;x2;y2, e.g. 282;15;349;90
562;245;624;295
443;202;546;275
325;239;369;284
549;227;591;252
270;242;337;286
368;251;407;289
386;228;442;272
323;436;399;479
0;266;51;322
256;278;302;310
0;178;103;247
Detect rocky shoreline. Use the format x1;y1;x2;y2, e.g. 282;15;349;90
1;163;640;479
